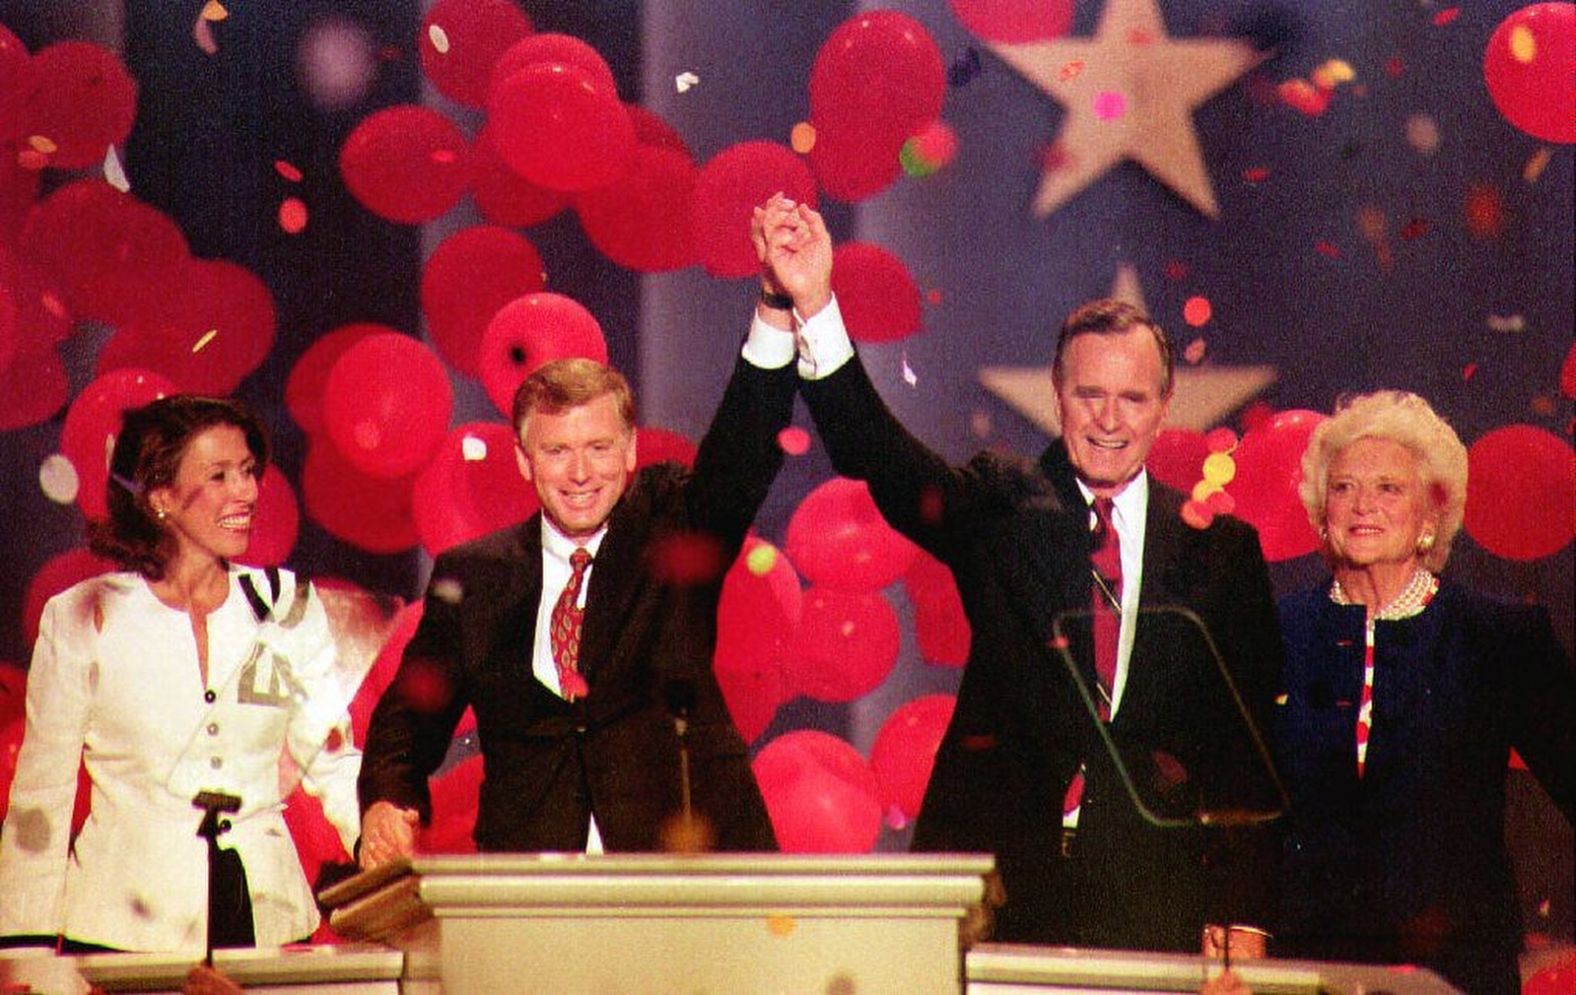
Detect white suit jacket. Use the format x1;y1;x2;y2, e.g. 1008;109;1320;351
0;566;361;950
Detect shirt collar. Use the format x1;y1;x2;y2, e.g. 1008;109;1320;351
1075;470;1148;532
541;517;608;562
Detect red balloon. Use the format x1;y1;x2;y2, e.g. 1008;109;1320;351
467;124;569;227
948;0;1076;43
339;104;470;224
635;426;698;470
489;32;617;101
18;41;137;169
1146;428;1210;494
236;465;300;568
903;551;970;667
0;22;29;142
809;11;945;154
0;282;16;376
830;242;922;342
17;179;189;325
22;547;116;648
785;477;919;591
1561;340;1576;401
282;784;350;894
1483;3;1576;144
575;145;698;272
349;599;425;745
713;537;800;743
418;754;483;854
0;245;73;363
789;586;900;702
322;333;453;480
477;292;607;418
421;226;546;376
752;730;882;853
869;694;956;825
0;662;24;728
99;258;276;396
1464;425;1576;561
1523;954;1576;995
0;718;23;824
411;421;540;557
0;145;40;243
60;368;178;521
301;439;420;554
807;117;905;203
691;141;818;279
285;323;393;437
626;104;691;156
418;0;534;108
1224;409;1327;562
0;349;68;431
487;62;635;193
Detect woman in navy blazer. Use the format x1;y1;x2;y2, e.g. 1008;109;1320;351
1273;390;1573;994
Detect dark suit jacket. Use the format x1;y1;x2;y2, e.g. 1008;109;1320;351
357;354;793;853
801;356;1284;952
1275;580;1575;995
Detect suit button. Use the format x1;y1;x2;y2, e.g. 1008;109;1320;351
204;689;217;703
210;756;223;770
575;724;588;735
207;723;220;736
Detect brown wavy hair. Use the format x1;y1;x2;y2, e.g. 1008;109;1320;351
88;395;269;580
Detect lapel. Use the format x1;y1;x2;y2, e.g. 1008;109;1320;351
576;470;655;682
485;518;544;682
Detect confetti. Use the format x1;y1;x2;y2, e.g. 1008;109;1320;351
1523;147;1551;183
1464;183;1504;239
194;14;219;56
1462;362;1478;381
1202;452;1236;486
1485;313;1525;333
39;454;79;505
948;47;982;87
1058;60;1084;82
1183;337;1206;364
1508;24;1536;63
1092;91;1128;121
1432;7;1460;27
1383;56;1405;77
278;197;308;234
1314;240;1341;259
460;434;489;461
427;24;450;55
745;543;779;576
674;71;699;93
765;916;797;938
27;135;57;155
200;1;228;21
901;354;918;387
776;426;810;456
191;329;219;353
1163;260;1189;281
1529;395;1556;416
789;121;816;154
1205;428;1238;454
1182;296;1212;327
1311;59;1355;89
1278;79;1330;117
969;410;992;439
1356;205;1388;244
1181;499;1215;530
1242;166;1270;183
274;160;304;182
1191;479;1221;503
103;147;129;192
925;288;943;306
1399;218;1429;241
1405;113;1440;155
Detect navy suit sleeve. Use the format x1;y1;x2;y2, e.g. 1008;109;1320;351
1501;603;1575;823
684;351;798;551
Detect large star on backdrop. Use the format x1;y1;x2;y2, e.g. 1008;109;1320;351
984;0;1267;218
978;264;1277;433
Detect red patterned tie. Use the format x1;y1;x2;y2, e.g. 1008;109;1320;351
550;548;593;701
1063;497;1122;818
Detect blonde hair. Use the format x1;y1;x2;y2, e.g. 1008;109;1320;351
1299;390;1468;572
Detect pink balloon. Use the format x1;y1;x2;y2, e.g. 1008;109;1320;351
869;694;956;825
789;586;900;703
418;754;483;854
948;0;1076;43
1225;409;1327;562
418;0;534;109
0;349;68;432
1464;425;1576;561
22;548;117;648
1483;3;1576;144
713;537;800;743
477;292;608;418
1146;428;1210;494
753;730;883;853
60;368;177;521
691;141;818;279
349;599;425;745
301;440;419;554
489;32;617;101
100;258;276;396
285;323;394;437
467;124;569;227
421;226;546;376
18;41;137;169
17;179;189;325
575;144;698;272
411;421;540;557
339;104;470;224
785;477;919;591
323;333;453;480
830;242;922;342
903;551;970;667
236;465;300;568
635;426;698;470
487;62;635;193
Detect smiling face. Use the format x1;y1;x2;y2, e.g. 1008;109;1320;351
1323;436;1437;572
516;392;638;540
1054;326;1171;498
148;424;260;565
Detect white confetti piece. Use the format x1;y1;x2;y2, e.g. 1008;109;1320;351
428;24;450;55
103;146;129;192
674;71;699;93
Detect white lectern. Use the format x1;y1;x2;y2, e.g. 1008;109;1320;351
321;853;995;994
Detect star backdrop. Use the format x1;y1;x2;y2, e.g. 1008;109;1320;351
0;0;1571;943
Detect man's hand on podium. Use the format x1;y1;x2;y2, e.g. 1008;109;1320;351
358;802;420;869
185;965;244;995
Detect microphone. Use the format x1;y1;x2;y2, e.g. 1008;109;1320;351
658;678;713;853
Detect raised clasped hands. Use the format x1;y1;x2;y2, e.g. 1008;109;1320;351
749;192;832;321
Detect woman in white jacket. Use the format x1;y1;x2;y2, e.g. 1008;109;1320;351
0;395;361;952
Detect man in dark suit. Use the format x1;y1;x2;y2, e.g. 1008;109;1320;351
757;199;1283;953
356;294;803;863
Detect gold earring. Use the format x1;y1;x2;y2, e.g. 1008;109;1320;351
1416;532;1435;554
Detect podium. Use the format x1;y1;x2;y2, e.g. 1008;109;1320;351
320;853;995;994
0;945;403;994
